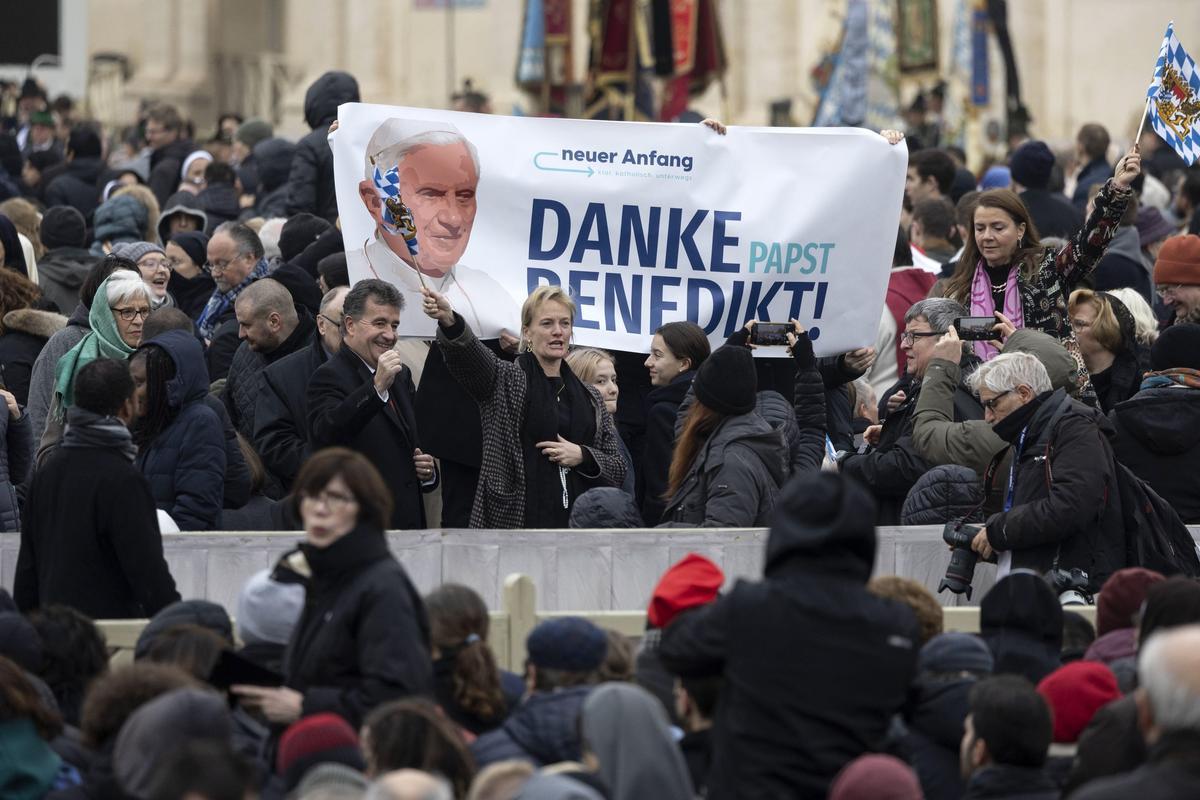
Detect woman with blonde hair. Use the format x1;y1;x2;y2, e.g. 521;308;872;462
566;345;635;495
1068;288;1146;412
1104;286;1159;347
423;284;625;528
112;183;163;244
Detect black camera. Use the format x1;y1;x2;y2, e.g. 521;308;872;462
1046;568;1093;606
938;520;981;599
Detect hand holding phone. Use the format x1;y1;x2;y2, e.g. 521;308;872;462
954;317;1002;341
750;321;792;346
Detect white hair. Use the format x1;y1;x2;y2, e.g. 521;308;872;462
1106;287;1160;346
364;774;453;800
105;270;154;308
365;129;481;182
258;217;287;261
967;351;1053;396
1139;625;1200;734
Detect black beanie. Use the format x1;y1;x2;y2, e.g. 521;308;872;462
40;206;87;250
170;231;210;270
279;213;332;263
764;473;877;579
1151;323;1200;371
693;345;756;415
1009;140;1055;190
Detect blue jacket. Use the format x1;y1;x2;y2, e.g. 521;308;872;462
470;685;592;768
136;330;227;530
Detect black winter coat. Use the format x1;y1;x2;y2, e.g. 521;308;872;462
16;445;180;618
223;309;315;438
1070;730;1200;800
254;335;328;491
167;270;216;321
1110;386;1200;524
286;72;359;223
203;394;252;511
307;346;434;529
206;306;241;382
44;157;105;222
0;309;66;407
963;764;1059;799
0;403;32;532
279;524;432;728
148;139;195;206
196;184;241;234
136;331;228;530
1065;693;1144;794
638;371;694;524
984;390;1127;592
1019;188;1082;240
659;505;919;799
469;685;592;768
844;363;983;525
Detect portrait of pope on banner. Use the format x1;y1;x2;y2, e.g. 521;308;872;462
347;118;519;337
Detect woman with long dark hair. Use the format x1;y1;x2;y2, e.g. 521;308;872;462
936;144;1141;393
640;321;710;524
423;284;625;528
425;583;522;735
231;447;432;729
129;329;227;530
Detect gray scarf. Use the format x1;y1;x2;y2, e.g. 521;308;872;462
62;406;138;462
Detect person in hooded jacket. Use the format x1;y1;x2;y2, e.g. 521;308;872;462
659;472;920;799
130;330;228;530
195;162;241;233
1110;323;1200;524
87;194;146;257
286;71;361;223
43;125;105;222
36;207;96;315
231;447;433;730
639;321;710;523
979;573;1063;684
911;327;1079;512
656;343;790;529
901;632;995;800
156;191;208;246
251;137;296;220
839;298;984;524
966;352;1128;593
1068;289;1146;413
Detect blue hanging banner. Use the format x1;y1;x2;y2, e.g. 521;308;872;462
971;7;990;106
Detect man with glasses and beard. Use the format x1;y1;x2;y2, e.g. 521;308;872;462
198;221;272;381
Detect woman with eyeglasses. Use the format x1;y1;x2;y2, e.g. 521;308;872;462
1067;289;1146;413
42;271;153;460
231;447;433;729
128;329;227;530
113;241;177;308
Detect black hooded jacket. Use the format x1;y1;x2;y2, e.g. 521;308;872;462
286;72;360;222
148;139;196;206
1111;385;1200;524
904;677;978;800
252;137;297;219
979;573;1063;684
659;473;919;799
44;157;105;221
278;524;432;728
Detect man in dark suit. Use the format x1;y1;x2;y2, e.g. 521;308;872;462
307;279;436;529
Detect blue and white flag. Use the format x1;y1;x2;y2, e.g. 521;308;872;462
1146;22;1200;165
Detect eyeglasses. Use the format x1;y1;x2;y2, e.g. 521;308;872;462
138;258;171;271
1156;284;1185;299
300;489;357;510
1069;318;1093;332
982;389;1013;412
203;253;248;275
319;313;343;327
899;330;942;346
112;306;151;322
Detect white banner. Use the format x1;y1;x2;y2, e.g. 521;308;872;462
332;104;906;356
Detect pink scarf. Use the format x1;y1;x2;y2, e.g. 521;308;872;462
969;260;1024;360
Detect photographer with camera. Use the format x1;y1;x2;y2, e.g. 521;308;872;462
964;352;1127;594
838;298;983;524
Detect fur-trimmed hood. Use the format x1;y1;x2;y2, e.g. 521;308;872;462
2;308;68;339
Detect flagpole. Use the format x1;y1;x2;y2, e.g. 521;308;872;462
1134;96;1152;144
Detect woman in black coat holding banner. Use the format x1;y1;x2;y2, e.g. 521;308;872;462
423;284;626;529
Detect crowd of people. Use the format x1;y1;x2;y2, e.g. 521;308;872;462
1;68;1200;799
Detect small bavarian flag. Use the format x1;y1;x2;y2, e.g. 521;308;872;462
371;163;421;257
1146;21;1200;165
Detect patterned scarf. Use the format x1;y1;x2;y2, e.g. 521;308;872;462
196;257;272;340
1140;368;1200;390
969;259;1024;361
62;406;138;462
